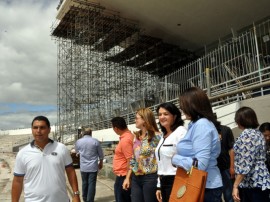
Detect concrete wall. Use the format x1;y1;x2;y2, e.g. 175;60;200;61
0;126;56;136
232;94;270;137
239;94;270;125
214;94;270;138
92;124;138;142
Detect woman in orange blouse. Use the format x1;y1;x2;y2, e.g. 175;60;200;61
123;108;161;202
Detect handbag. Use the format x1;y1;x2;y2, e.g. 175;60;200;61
169;158;208;202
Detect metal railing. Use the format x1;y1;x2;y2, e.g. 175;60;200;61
61;18;270;142
158;21;270;102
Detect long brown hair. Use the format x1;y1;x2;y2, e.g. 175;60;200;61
135;108;159;142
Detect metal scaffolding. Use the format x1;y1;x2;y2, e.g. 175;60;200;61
51;0;195;140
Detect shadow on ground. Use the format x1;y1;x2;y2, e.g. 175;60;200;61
95;195;115;202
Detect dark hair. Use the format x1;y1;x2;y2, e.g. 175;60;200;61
179;87;220;129
259;122;270;133
111;117;127;130
156;102;184;135
234;106;259;129
84;128;92;136
31;116;50;127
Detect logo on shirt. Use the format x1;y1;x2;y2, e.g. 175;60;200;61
51;152;58;156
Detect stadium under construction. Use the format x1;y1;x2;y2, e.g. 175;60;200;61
51;0;270;142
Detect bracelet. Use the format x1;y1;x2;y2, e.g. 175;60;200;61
73;191;80;197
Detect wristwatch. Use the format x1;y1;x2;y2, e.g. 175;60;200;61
73;191;80;196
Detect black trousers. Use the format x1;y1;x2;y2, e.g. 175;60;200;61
160;175;175;202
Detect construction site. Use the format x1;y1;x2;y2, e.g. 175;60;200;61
51;0;197;140
51;0;270;142
2;1;270;201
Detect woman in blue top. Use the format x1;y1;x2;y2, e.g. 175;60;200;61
171;87;223;202
232;107;270;202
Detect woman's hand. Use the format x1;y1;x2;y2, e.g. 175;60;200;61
122;178;130;190
156;190;162;202
232;186;240;202
232;174;244;202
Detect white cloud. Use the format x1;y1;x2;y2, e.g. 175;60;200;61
0;0;59;130
8;82;22;91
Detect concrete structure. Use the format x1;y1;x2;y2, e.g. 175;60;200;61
51;0;270;142
56;0;270;51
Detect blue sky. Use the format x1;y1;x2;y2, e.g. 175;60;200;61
0;103;56;114
0;0;59;130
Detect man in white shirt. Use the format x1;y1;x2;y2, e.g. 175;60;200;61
12;115;80;202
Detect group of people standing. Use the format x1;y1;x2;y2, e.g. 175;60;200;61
11;86;270;202
111;87;270;202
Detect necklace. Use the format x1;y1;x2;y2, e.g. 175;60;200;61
34;144;43;152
